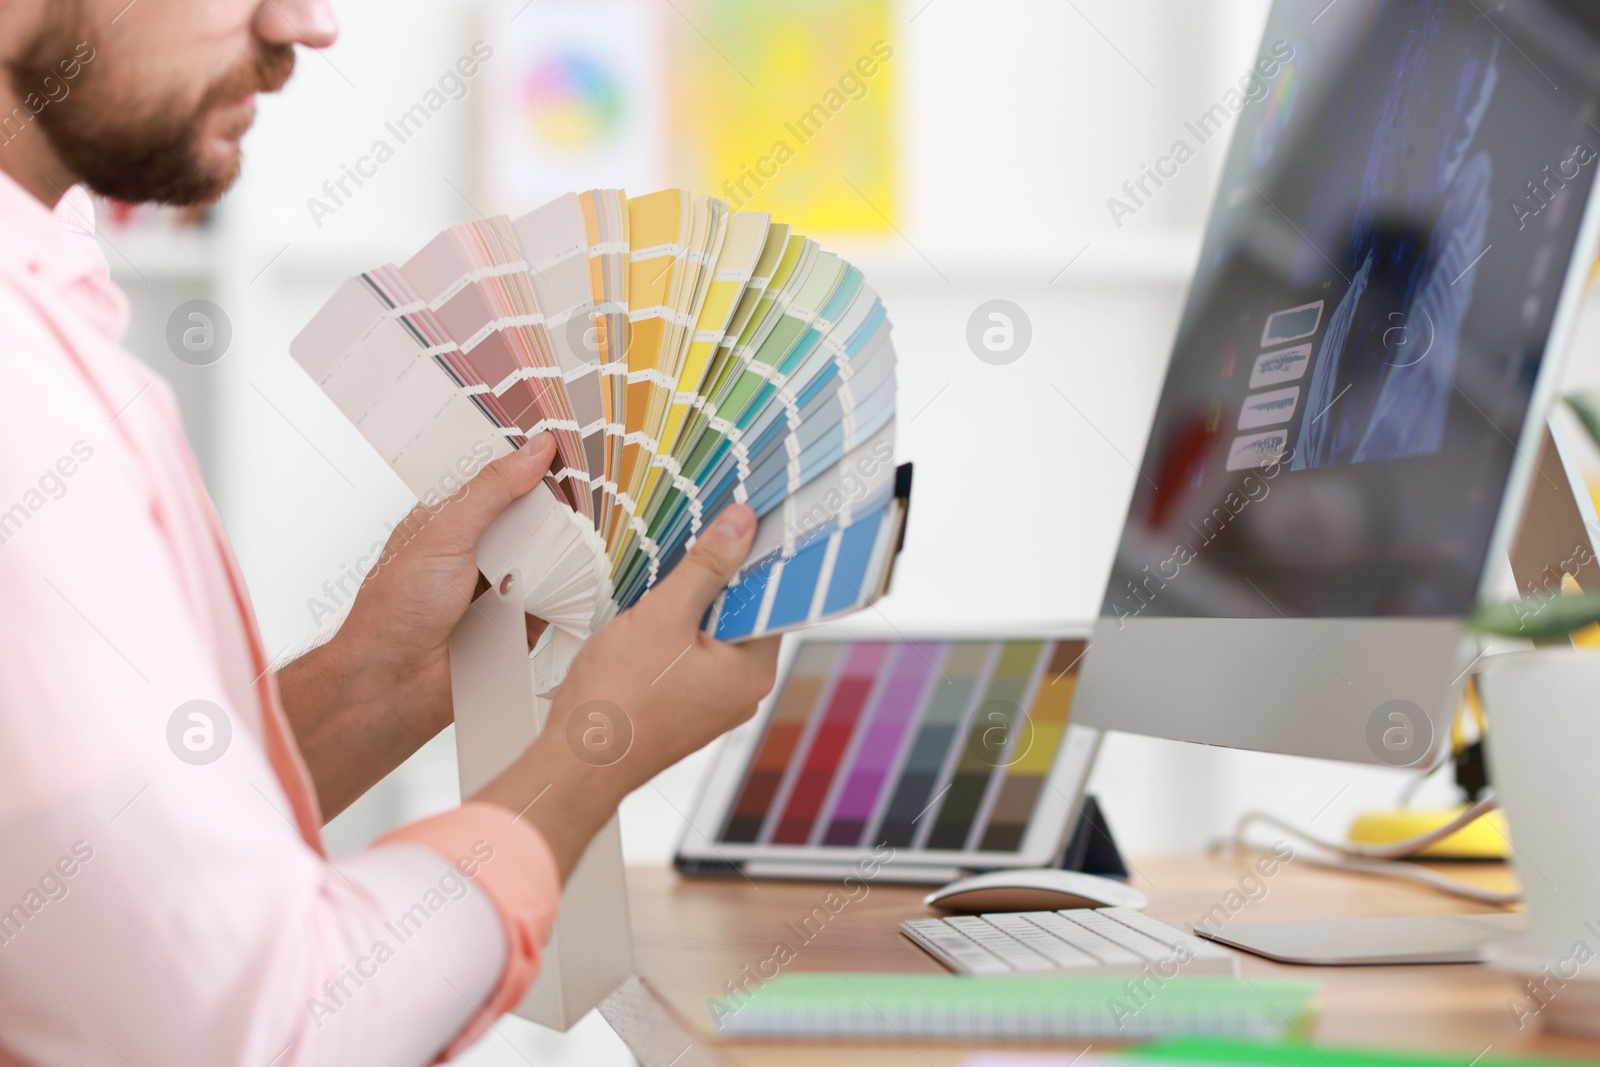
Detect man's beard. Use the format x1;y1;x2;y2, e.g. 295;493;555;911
6;13;295;206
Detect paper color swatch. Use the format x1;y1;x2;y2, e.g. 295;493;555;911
291;188;911;683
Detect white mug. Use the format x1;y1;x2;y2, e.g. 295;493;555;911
1479;648;1600;1036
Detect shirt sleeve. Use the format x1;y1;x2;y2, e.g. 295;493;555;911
0;348;559;1066
377;805;563;1060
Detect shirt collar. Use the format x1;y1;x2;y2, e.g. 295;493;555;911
0;165;113;287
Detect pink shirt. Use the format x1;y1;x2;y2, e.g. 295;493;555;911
0;170;560;1066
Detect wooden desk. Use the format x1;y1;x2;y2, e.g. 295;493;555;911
604;852;1600;1066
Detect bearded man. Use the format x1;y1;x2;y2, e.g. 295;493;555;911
0;3;778;1064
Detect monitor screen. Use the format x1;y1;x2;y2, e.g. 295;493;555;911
1105;0;1600;621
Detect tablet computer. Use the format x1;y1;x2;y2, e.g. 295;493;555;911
675;628;1102;884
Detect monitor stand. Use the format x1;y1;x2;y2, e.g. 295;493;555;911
1200;913;1526;965
1196;417;1598;966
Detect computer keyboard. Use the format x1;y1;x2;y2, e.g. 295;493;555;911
902;906;1240;977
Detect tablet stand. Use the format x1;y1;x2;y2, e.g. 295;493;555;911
1057;794;1130;880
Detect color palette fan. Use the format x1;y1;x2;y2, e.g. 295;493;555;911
291;188;910;688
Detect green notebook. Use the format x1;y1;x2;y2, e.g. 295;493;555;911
957;1039;1600;1067
1127;1038;1600;1067
709;974;1319;1042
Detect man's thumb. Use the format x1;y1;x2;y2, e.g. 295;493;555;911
447;433;557;537
650;504;758;624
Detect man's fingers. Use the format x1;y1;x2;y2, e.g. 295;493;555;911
735;634;782;672
731;634;783;698
443;433;557;540
647;504;757;624
698;635;783;720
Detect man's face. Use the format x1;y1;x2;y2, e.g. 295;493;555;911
6;0;326;206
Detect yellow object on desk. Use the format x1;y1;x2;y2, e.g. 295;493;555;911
1347;807;1511;859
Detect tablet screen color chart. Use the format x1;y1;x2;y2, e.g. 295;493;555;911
717;639;1087;854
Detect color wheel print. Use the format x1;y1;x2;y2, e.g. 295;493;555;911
523;53;624;153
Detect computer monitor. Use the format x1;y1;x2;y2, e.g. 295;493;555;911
1075;0;1600;767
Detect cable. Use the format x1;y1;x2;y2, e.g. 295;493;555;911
1224;793;1521;906
1397;677;1487;809
1285;851;1521;906
1396;757;1450;809
1232;792;1501;860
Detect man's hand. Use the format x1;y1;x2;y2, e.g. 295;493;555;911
278;434;558;819
472;505;781;878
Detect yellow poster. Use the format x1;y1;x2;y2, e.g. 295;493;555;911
670;0;895;234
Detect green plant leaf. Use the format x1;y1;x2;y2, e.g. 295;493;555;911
1468;590;1600;638
1565;388;1600;450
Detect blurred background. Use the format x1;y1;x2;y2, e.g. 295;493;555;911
99;0;1600;1061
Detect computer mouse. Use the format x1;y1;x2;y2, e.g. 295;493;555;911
923;869;1148;913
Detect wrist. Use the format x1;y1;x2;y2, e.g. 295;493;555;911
331;605;452;734
278;622;453;820
472;733;625;880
